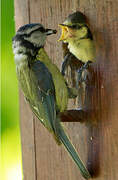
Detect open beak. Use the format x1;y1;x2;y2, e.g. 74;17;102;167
58;24;70;41
45;29;57;35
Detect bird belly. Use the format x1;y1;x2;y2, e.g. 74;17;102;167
37;48;68;112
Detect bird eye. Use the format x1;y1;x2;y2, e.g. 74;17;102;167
24;27;45;37
38;27;46;33
71;25;81;29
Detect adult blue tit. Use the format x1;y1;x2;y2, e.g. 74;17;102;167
58;11;96;81
12;23;91;179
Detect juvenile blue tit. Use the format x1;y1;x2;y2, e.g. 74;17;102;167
12;23;91;179
58;11;96;80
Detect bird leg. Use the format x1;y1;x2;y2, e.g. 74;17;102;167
61;53;73;75
76;61;91;109
77;61;91;85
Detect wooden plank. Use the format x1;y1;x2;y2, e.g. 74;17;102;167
14;1;36;180
29;0;118;179
15;0;118;179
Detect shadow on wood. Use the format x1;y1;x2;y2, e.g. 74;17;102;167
60;63;103;178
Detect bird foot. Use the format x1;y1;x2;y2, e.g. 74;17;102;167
76;61;91;87
61;53;73;76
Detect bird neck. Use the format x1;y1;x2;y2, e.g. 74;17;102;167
67;39;83;54
36;48;52;67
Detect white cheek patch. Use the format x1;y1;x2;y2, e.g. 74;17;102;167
24;31;46;47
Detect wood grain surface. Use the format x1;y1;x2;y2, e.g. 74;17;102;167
14;0;118;179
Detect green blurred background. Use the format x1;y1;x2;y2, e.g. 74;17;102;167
1;0;23;179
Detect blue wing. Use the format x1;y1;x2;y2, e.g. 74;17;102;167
29;60;57;135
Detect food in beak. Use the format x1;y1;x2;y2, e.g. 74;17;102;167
45;29;57;35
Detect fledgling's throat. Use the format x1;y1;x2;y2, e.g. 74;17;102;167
67;39;80;56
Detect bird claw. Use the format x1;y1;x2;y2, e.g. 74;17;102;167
76;61;91;87
61;53;73;76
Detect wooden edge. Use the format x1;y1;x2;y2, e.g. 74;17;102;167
60;109;92;122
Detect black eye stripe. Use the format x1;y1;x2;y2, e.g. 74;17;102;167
69;25;82;29
37;27;46;33
24;27;46;37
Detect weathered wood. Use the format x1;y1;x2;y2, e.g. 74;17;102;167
14;0;118;179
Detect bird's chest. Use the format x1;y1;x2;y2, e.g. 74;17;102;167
68;42;86;61
15;55;38;101
68;40;95;62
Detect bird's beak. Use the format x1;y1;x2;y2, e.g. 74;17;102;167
58;24;70;41
45;29;57;35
